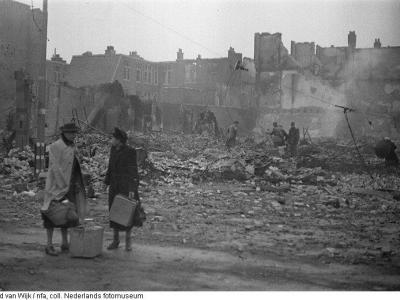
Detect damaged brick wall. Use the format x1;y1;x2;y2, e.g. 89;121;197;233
45;81;132;136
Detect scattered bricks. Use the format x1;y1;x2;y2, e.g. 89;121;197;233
13;183;28;193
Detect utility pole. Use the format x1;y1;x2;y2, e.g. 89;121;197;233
37;0;48;143
14;70;32;149
35;0;48;176
277;33;282;109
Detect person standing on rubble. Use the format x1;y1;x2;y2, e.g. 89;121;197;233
225;121;239;150
271;122;287;147
375;137;399;167
41;123;87;256
287;122;300;157
105;128;139;251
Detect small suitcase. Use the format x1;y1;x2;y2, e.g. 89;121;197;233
110;194;136;227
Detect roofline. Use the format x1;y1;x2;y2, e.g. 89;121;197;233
70;53;231;64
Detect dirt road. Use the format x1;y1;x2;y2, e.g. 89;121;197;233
0;225;399;291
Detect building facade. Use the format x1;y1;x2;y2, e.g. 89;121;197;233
0;0;45;129
66;46;160;102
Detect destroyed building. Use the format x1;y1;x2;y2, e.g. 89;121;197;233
2;7;399;141
42;46;258;135
254;31;400;138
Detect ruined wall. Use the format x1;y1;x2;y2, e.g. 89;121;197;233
280;71;346;109
45;84;91;136
337;80;400;138
45;82;132;137
0;0;44;129
157;102;257;134
291;41;316;69
255;68;347;137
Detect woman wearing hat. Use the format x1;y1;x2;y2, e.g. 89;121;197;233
105;127;139;251
41;123;87;256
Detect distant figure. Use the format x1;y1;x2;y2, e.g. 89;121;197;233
375;137;399;167
287;122;300;157
271;122;287;147
225;121;239;150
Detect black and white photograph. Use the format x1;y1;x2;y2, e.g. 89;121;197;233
0;0;400;294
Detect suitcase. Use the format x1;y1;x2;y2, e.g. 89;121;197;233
110;194;136;227
70;225;104;258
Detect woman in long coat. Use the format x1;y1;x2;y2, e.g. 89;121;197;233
41;123;87;256
105;128;139;251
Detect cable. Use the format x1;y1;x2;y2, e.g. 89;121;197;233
120;2;224;58
280;82;341;109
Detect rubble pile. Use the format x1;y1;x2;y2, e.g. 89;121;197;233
0;146;34;182
1;131;397;196
0;131;399;268
76;133;111;194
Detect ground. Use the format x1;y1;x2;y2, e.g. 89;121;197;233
1;182;400;291
1;134;400;291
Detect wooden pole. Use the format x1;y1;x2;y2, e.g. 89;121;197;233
37;0;48;144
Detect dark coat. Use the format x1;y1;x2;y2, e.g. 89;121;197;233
105;144;139;230
287;127;300;145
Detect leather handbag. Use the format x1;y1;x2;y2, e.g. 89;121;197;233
43;200;78;226
131;192;146;227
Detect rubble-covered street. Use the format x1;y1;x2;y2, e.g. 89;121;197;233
1;131;399;290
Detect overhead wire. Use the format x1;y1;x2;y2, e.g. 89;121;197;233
120;2;224;58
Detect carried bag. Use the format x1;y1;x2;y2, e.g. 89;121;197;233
131;198;146;227
43;200;79;226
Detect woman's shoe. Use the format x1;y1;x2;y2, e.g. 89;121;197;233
107;241;120;250
45;246;58;256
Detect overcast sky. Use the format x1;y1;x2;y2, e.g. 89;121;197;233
23;0;400;62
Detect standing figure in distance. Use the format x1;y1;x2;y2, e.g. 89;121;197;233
375;137;399;167
287;122;300;157
271;122;286;147
225;121;239;150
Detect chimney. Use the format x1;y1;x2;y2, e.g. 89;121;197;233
228;46;235;58
374;38;381;49
105;46;116;56
291;41;296;56
177;48;184;61
348;31;356;49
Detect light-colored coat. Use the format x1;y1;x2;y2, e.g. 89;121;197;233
41;138;87;219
